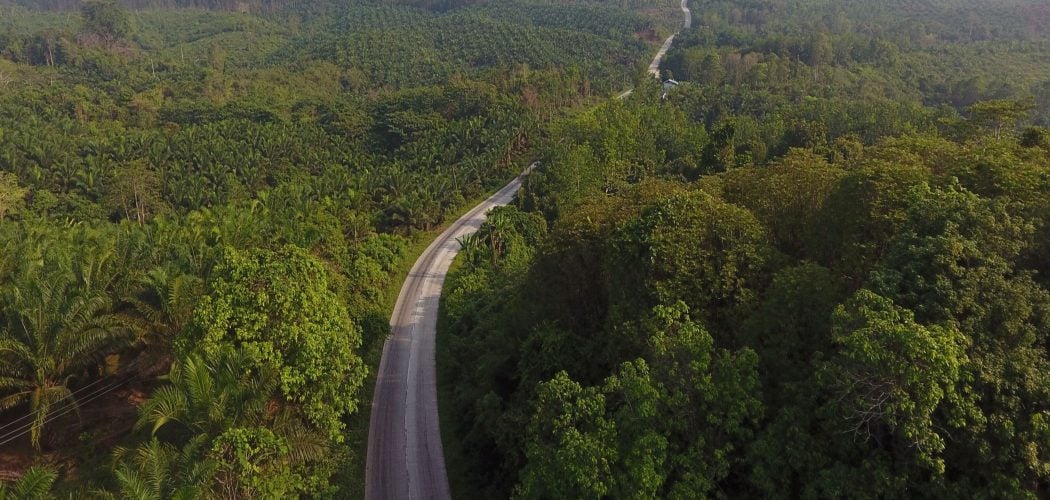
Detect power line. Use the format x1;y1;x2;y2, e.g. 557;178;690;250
0;378;125;446
0;375;138;448
0;374;115;435
0;377;129;447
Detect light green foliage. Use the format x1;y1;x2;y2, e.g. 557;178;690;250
124;346;339;498
0;0;674;495
104;438;213;500
602;360;667;499
195;245;366;441
103;160;168;225
821;290;969;473
969;99;1034;139
0;171;26;220
513;303;760;498
138;346;271;438
209;427;297;498
0;466;57;500
516;372;617;499
125;267;204;348
299;3;653;91
460;206;547;270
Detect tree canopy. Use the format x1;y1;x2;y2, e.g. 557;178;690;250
194;245;367;441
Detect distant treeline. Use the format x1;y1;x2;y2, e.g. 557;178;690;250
0;0;315;12
0;0;676;13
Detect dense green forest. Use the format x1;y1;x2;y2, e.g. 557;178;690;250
2;0;1048;496
439;0;1050;497
0;0;675;495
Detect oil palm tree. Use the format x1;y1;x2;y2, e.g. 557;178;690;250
0;466;56;500
137;347;272;438
98;437;215;500
0;271;131;449
132;348;329;497
124;267;203;348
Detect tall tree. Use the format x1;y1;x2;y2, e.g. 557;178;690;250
969;100;1033;140
820;290;968;476
81;0;130;41
193;245;367;441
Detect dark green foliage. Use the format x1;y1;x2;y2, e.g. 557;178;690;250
441;41;1050;495
610;190;771;338
470;2;1047;496
81;1;130;40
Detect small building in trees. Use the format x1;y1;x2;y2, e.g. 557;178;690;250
661;79;679;99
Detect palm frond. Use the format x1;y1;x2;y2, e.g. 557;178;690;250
0;389;31;411
114;464;160;500
0;338;33;362
134;440;174;496
9;466;57;500
137;386;187;436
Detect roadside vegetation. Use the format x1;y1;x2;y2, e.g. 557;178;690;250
0;0;675;495
440;0;1050;497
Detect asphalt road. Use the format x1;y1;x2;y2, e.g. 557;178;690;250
621;0;693;98
646;32;678;78
364;164;535;500
364;1;692;495
647;0;693;77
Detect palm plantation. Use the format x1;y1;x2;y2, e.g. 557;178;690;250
108;347;335;498
0;268;130;449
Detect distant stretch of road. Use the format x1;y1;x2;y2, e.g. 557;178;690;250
621;0;693;98
364;164;536;500
648;0;692;75
646;33;677;78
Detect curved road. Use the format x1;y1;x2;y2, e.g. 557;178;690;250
365;3;692;498
621;0;693;98
365;164;535;500
648;0;691;77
